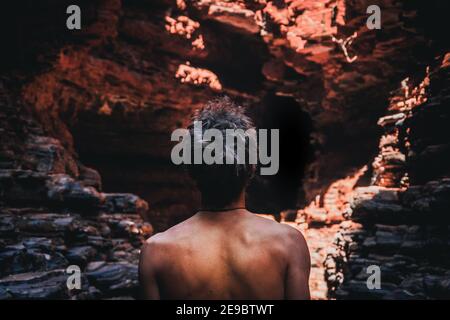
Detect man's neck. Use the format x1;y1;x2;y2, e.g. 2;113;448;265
198;193;247;218
200;192;246;212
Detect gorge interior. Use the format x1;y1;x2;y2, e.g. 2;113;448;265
0;0;448;300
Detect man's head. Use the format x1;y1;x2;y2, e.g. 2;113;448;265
187;96;256;208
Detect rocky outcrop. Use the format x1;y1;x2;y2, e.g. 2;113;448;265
325;53;450;299
0;82;152;299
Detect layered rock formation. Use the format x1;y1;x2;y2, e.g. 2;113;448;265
325;54;450;299
0;82;152;299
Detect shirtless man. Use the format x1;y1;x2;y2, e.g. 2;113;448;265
139;97;310;299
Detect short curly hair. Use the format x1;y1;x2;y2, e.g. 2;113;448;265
187;96;256;208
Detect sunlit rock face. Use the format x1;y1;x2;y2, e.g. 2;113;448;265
0;0;448;299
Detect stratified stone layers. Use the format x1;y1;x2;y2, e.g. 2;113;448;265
325;54;450;299
0;84;152;299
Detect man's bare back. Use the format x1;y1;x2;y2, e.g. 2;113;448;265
139;209;310;299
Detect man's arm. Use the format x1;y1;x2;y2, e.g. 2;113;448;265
284;227;311;300
139;240;161;299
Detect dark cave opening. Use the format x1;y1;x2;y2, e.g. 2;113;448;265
247;94;314;214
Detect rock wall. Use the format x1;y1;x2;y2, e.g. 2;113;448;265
0;82;152;299
325;53;450;299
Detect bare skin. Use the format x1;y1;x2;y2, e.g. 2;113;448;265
139;195;310;300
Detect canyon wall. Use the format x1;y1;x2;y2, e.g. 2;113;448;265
325;54;450;299
0;80;152;298
0;0;448;299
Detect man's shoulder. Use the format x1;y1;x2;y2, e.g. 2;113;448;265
141;229;179;270
145;226;179;248
144;218;193;250
145;230;167;246
142;232;166;257
250;214;307;247
255;218;310;269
